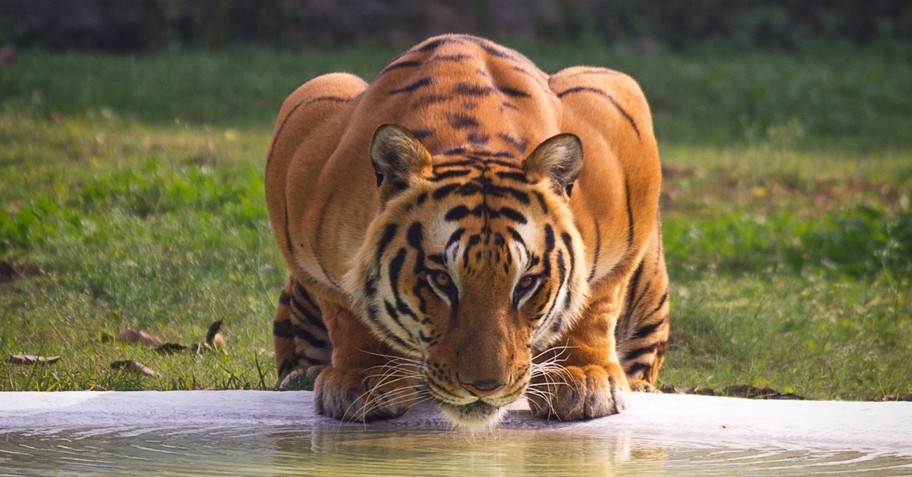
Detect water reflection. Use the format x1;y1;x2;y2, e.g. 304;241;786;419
1;425;911;476
270;427;666;476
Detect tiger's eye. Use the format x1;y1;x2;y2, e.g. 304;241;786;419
519;276;535;289
433;271;452;287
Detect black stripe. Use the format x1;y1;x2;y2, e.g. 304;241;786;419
448;113;479;129
556;86;641;139
461;35;522;62
455;82;494;96
499;206;527;224
406;221;423;251
294;280;320;311
278;291;290;306
411;94;451;109
588;222;601;281
440;146;467;156
496;85;531;98
652;291;669;315
544;224;556;253
415;36;464;53
376;59;422;78
487;184;529;203
432;183;461;200
632;316;667;340
468;131;489;145
496;171;529;183
625;362;652;376
411;128;434;139
510;65;553;92
437;53;472;62
290;323;329;348
376;223;399;264
435;160;484;170
273;320;294;338
431;169;472;181
531;190;548;214
389;77;433;95
624;342;660;361
289;298;327;333
497;133;528;153
445;205;471;222
506;227;526;248
483;157;521;167
625;179;634;247
278;359;296;378
625;262;644;324
447;228;466;249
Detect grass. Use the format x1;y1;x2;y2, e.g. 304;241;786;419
1;40;910;399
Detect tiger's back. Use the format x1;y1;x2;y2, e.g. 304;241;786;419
266;34;669;425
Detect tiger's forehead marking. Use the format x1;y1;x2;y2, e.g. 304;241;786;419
419;151;544;276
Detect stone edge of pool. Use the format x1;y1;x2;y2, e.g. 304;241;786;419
1;391;909;454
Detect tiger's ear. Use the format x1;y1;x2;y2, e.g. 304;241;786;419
523;133;583;197
370;124;433;200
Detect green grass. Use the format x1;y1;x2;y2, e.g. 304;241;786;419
1;41;910;399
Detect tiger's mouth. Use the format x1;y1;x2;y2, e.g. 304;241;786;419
435;399;507;428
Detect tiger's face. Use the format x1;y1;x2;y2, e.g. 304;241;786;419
346;125;590;427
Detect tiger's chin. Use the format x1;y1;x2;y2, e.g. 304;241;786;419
436;400;508;429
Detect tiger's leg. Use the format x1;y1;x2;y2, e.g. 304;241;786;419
273;277;333;388
526;224;670;419
312;301;421;422
615;221;670;391
528;295;630;421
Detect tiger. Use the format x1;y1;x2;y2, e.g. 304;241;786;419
265;34;669;427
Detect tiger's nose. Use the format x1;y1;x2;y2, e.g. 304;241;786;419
461;379;506;397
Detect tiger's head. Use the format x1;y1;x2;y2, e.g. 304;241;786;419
345;124;590;427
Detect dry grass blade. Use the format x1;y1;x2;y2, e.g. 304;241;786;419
110;360;157;376
7;354;61;365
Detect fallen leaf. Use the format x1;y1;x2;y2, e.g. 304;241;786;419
7;354;61;365
155;343;187;354
206;320;225;350
110;360;157;376
875;393;912;402
116;330;163;347
0;261;39;282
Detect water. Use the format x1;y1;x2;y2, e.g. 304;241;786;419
2;426;910;476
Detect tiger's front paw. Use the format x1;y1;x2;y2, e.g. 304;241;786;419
313;366;419;422
527;362;629;421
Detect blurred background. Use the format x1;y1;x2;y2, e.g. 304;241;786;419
2;0;910;52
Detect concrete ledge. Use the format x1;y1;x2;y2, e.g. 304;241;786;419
1;391;910;453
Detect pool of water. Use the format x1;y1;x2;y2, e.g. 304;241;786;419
3;425;911;476
2;391;910;476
